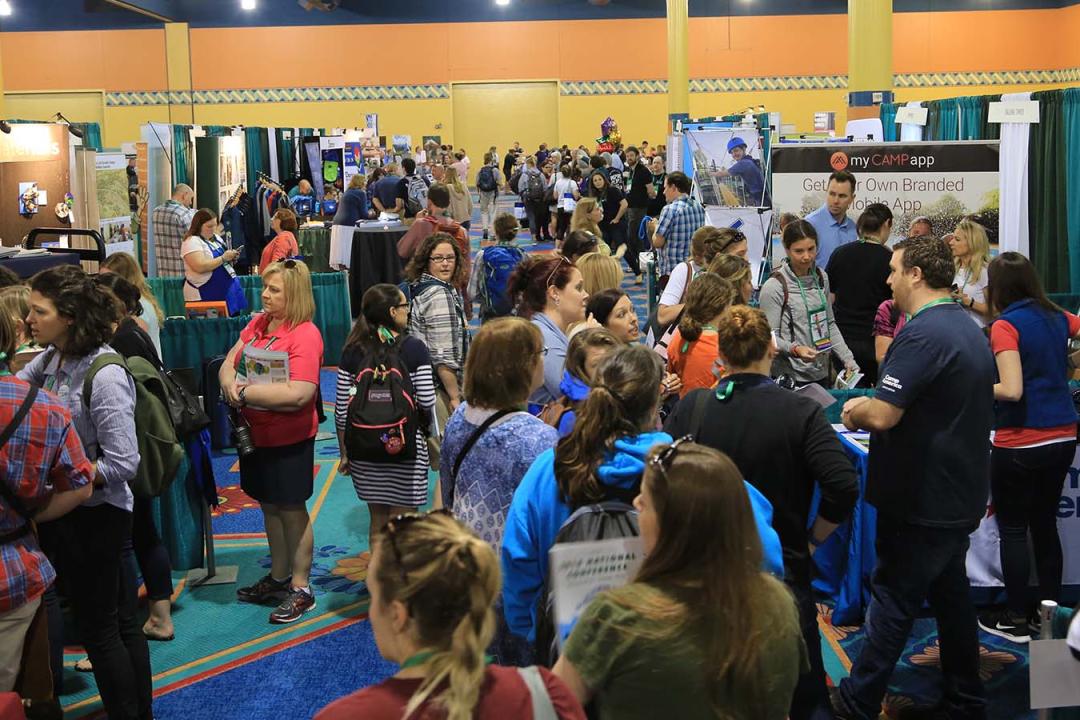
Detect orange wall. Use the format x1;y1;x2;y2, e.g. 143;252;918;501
1065;4;1080;67
1;29;166;92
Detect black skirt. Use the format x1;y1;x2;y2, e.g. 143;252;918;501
239;437;316;506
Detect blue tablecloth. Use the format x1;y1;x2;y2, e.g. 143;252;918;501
810;430;876;626
0;252;79;278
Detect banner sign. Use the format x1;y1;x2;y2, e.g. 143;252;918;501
770;141;1000;242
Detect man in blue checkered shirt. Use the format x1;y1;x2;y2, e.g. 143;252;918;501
649;171;705;282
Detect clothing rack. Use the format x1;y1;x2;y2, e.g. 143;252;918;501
256;171;284;193
223;184;245;210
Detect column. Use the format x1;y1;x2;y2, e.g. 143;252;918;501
847;0;893;122
164;22;194;125
667;0;689;122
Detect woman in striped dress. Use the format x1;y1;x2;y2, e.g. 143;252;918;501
335;284;436;550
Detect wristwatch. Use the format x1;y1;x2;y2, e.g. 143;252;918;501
238;386;247;406
968;297;975;309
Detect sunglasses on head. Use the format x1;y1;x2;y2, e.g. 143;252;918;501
545;255;571;287
384;508;453;585
720;231;747;251
649;435;694;477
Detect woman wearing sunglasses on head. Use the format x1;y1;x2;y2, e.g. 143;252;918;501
314;511;586;720
553;440;805;720
220;260;324;625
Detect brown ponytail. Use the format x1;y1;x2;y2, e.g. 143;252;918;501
554;345;662;506
678;273;735;342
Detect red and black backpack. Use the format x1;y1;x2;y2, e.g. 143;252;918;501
344;345;419;463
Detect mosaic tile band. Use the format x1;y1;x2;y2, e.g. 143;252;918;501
105;68;1079;106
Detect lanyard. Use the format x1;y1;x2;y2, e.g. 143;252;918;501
794;271;827;318
906;297;955;323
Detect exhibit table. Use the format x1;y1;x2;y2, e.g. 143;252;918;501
152;271;352;369
341;221;405;318
0;251;79;278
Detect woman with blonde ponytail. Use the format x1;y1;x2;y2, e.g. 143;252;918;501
666;273;736;397
315;512;585;720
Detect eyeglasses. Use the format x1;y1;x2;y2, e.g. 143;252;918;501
545;255;570;287
393;303;410;309
535;346;549;357
649;435;694;478
384;508;453;586
429;255;456;264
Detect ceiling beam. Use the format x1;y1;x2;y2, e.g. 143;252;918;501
101;0;175;23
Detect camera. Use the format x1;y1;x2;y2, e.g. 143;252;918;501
228;405;257;457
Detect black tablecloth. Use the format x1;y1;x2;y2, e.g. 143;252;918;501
0;252;80;278
349;228;405;318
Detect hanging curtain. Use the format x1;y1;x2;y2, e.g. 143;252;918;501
957;96;986;140
244;127;268;191
70;123;103;151
277;129;296;179
880;102;899;141
999;92;1033;256
982;95;1002;141
926;99;960;141
172;125;192;187
1065;89;1080;293
202;125;230;137
1028;90;1069;292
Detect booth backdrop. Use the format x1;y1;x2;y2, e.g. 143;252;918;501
148;271;351;371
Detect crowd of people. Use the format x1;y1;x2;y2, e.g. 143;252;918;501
3;145;1075;720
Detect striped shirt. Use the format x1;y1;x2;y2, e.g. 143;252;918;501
335;336;436;508
0;377;94;612
655;194;705;276
151;200;195;277
18;346;139;513
407;274;469;375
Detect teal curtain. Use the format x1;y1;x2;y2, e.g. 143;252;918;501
245;127;268;190
926;99;960;141
72;123;103;151
151;271;351;369
880;102;899;141
277;129;296;179
172;125;192;187
1064;89;1080;293
956;96;986;140
203;125;230;137
1029;90;1070;293
982;94;1002;141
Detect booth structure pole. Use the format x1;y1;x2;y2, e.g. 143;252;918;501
666;0;690;121
187;503;238;587
847;0;894;122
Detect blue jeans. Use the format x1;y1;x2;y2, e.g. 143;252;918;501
838;517;985;719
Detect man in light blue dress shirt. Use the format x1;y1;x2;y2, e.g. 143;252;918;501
805;170;857;269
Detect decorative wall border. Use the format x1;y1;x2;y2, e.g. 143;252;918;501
104;69;1078;106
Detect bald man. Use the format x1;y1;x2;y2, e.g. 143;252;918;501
151;184;195;277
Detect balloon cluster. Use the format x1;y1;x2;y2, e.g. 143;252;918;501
595;116;621;153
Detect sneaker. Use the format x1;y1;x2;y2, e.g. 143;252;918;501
269;588;316;624
482;230;489;240
613;244;627;259
236;573;290;605
827;686;857;720
978;608;1030;643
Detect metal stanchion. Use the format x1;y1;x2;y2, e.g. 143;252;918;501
1036;599;1058;720
187;503;238;587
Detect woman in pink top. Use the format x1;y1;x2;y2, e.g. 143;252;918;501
260;208;300;270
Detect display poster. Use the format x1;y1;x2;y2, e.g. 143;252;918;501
704;207;773;288
549;536;643;649
364;113;379;136
682;128;767;207
968;444;1080;587
391;135;412;155
770;141;1000;244
344;142;363;186
216;135;245;214
321;148;345;196
96;152;135;256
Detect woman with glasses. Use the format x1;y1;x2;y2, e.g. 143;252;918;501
404;233;469;414
508;256;590;409
315;511;585;719
664;305;857;720
220;260;324;624
336;284;436;552
552;440;805;720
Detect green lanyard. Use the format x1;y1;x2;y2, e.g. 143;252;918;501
794;271;827;318
906;296;955;323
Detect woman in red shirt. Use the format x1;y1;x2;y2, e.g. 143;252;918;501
315;511;585;720
219;260;324;625
667;274;737;397
260;208;300;270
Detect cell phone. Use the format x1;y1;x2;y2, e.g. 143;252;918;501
951;284;959;292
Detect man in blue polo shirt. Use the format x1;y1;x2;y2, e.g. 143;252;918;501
805;170;857;268
832;235;994;720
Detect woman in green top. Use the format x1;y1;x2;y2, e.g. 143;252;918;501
554;440;807;720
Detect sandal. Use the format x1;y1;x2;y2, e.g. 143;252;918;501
74;657;92;673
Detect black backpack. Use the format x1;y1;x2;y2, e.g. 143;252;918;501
534;487;639;668
344;344;419;463
477;165;499;193
525;172;546;202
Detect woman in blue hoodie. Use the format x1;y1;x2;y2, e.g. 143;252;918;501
554;328;619;437
502;344;783;644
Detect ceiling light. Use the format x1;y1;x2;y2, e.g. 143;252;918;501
0;1;13;16
241;0;256;9
495;0;510;6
